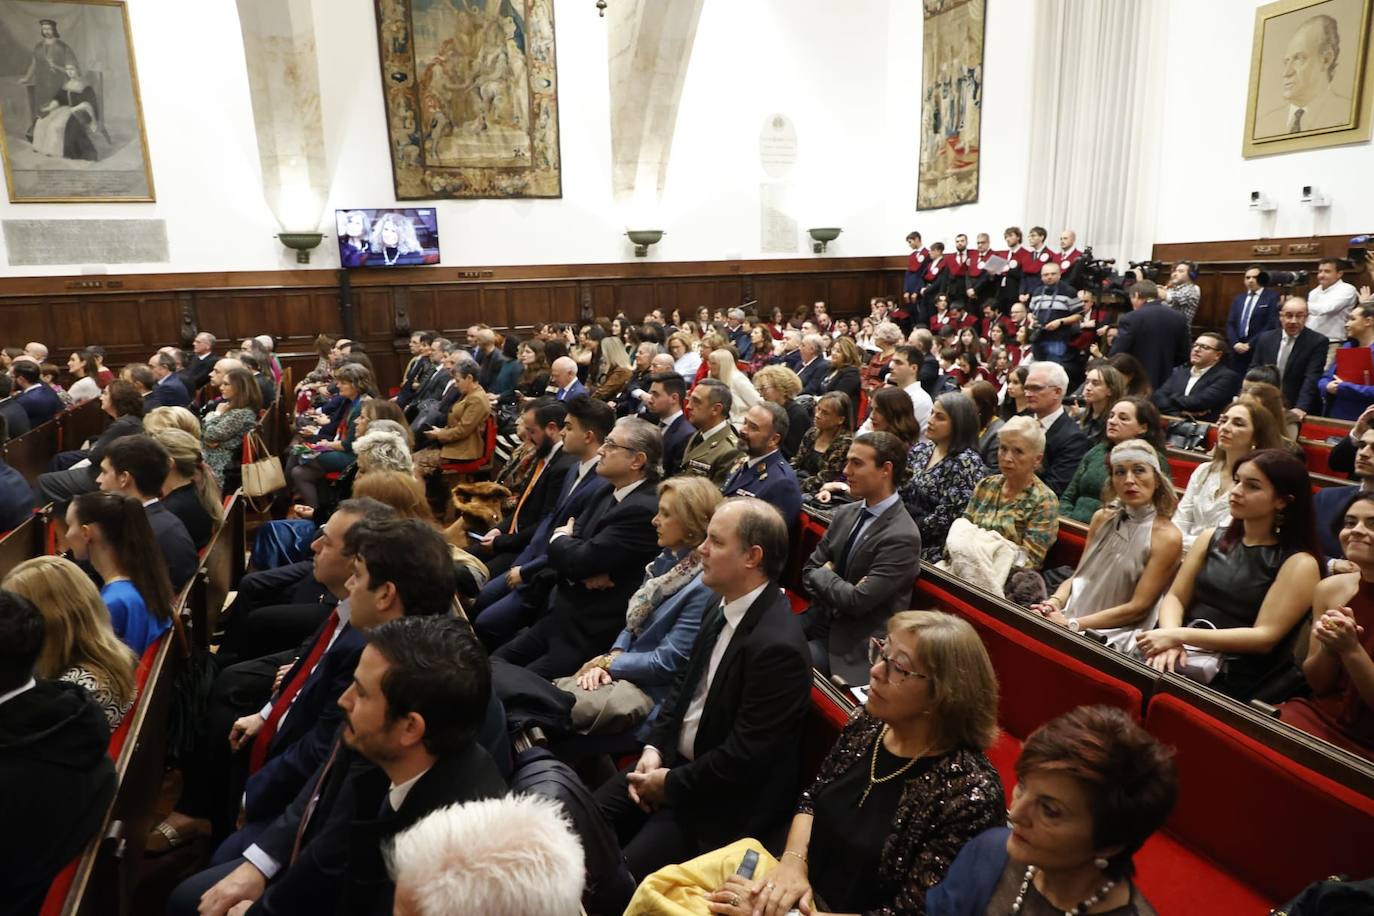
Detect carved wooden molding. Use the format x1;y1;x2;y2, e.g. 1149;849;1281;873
178;291;196;345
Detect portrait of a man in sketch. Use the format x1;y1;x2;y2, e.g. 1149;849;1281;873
1248;0;1371;145
20;18;78;141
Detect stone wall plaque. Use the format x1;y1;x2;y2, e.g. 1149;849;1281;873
758;113;797;179
3;217;168;264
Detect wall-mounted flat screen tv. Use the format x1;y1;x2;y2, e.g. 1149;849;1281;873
335;208;440;268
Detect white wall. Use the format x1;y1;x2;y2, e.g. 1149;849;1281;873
1154;0;1374;244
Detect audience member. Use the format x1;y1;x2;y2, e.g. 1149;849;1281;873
0;446;34;530
1033;442;1183;650
593;336;634;401
796;334;830;396
563;476;721;744
1279;490;1374;761
667;332;702;384
0;372;32;441
1307;257;1361;358
1242;379;1304;455
594;498;810;881
1074;362;1127;443
802;431;922;679
171;615;505;916
1139;449;1320;701
0;588;116;915
663;612;1002;916
38;379;145;507
861;321;904;390
862;385;923;455
413;359;488;479
152;427;223;550
1173;397;1282;549
387;795;584;916
645;371;695;478
66;491;175;654
149;351;193;409
494;417;661;677
1250;296;1327;424
707;349;759;427
929;706;1177;916
1027;260;1080;363
1319;303;1374;419
1107;352;1153;399
66;348;103;404
1059;396;1168;522
679;379;744;486
1152;331;1242;421
822;337;864;403
11;361;63;425
950;416;1059;576
1226;266;1281;373
999;364;1030;421
1314;425;1374;565
395;331;438;407
1023;361;1089;496
858;344;933;437
793;392;855;498
2;555;138;729
203;366;263;489
903;392;989;562
751;364;807;459
967;379;1005;468
722;402;802;528
1110;280;1190;391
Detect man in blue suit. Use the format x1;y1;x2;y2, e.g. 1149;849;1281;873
550;356;587;402
471;396;614;649
722;402;802;529
1225;267;1281;373
149;352;193;408
648;372;695;476
11;362;63;425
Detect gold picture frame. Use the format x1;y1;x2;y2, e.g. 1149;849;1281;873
1242;0;1374;157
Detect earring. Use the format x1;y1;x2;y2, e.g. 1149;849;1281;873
1274;509;1285;533
1093;857;1110;870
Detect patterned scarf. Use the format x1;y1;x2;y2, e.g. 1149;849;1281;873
625;547;703;636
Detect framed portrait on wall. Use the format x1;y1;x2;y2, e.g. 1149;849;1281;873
0;0;154;202
375;0;562;200
1243;0;1374;157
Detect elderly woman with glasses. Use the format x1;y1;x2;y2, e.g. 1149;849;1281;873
641;612;1003;916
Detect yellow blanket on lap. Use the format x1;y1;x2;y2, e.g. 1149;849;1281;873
625;838;780;916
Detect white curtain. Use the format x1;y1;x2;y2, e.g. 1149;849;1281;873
1023;0;1170;268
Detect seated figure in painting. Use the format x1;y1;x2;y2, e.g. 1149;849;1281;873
32;63;104;162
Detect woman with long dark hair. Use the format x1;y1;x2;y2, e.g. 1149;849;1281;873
1138;448;1321;701
66;491;176;654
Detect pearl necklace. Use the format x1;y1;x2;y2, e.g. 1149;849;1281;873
1009;866;1116;915
859;725;926;807
382;245;401;266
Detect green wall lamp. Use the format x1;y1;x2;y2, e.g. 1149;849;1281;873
626;229;664;257
808;227;842;254
278;232;325;264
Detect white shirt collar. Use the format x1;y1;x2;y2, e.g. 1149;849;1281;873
1038;406;1064;430
388;766;431;812
702;420;728;440
0;678;36;708
613;478;646;502
335;598;352;627
864;490;902;515
576;456;599;479
721;582;769;629
746;449;779;468
141;496;159;507
661;409;683;427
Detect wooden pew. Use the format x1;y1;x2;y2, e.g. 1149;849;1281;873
0;511;43;581
3;416;61;487
187;494;246;650
58;398;108;453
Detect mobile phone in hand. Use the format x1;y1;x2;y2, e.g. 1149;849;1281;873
735;849;760;880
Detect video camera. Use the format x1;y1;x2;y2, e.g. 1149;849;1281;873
1075;248;1168;307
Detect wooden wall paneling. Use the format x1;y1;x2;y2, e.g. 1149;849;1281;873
433;285;485;333
824;275;868;314
356;288;395;338
135;295;182;354
479;287;511;332
50;300;87;349
2;301;50;347
285;290;340;339
405;287;438;333
548;283;579;323
509;285;553;329
611;281;657;318
590;283;617;318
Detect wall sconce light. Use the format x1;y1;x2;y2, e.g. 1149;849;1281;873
278;232;325;264
596;0;607;16
808;227;842;254
626;229;664;257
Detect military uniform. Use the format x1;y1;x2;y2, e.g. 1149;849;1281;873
679;422;744;487
722;449;802;528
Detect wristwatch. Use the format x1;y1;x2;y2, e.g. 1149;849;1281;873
593;654;614;671
1067;619;1082;633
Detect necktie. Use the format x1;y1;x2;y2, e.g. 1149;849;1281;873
836;509;874;577
290;736;342;864
676;601;726;716
688;432;704;452
250;609;340;773
1241;294;1256;336
1277;335;1294;378
509;457;546;534
1289;108;1305;133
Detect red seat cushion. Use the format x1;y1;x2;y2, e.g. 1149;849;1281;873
1145;693;1374;902
107;634;163;760
1133;831;1274;914
38;859;79;916
987;730;1022;807
914;580;1144;739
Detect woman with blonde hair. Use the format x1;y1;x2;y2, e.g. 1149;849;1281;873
2;555;138;728
143;405;201;437
708;348;761;427
150;427;222;550
1173;396;1282;549
654;611;1004;916
592;336;634;401
353;421;414;476
666;330;701;384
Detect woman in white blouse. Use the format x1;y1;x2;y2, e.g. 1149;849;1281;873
1173;397;1283;549
708;349;760;427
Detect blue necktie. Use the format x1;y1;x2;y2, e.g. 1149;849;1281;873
836;509;874;577
1240;294;1256;337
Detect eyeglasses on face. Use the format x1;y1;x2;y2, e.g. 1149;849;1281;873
868;637;929;683
1191;342;1221;352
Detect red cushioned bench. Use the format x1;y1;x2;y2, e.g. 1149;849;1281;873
1137;688;1374;912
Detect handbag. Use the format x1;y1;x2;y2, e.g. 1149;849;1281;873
1165;418;1209;451
553;675;656;736
1176;619;1225;684
240;429;285;508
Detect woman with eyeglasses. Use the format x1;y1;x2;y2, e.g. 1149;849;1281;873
679;611;1003;916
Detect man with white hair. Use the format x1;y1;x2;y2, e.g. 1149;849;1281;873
388;795;585;916
1023;361;1089;495
725;307;751;359
616;341;661;418
773;329;803;372
201;357;246;420
23;341;47;362
186;331;218;390
796;334;830;396
549;356;586;402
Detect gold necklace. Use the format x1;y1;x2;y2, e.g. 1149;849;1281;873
860;725;927;807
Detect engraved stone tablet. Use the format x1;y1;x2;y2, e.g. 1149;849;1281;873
4;219;170;266
759;114;798;179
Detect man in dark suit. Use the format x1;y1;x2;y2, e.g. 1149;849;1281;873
648;372;695;476
493;417;662;678
0;373;32;442
1110;280;1191;391
394;331;437;408
11;361;63;425
796;334;831;396
239;354;277;407
723;402;802;529
169;615;506;916
1250;296;1329;423
615;342;660;417
1226;267;1282;373
97;436;197;590
595;497;810;880
550;356;587;402
1313;426;1374;565
726;308;753;360
468;398;575;580
184;331;218;392
145;351;192;409
214;558;337;668
1152;331;1243;421
0;451;34;529
1024;361;1090;495
471;397;614;649
802;431;922;681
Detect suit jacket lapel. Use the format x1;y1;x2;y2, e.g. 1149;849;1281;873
701;587;776;711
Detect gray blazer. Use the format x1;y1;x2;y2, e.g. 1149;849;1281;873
803;498;922;684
